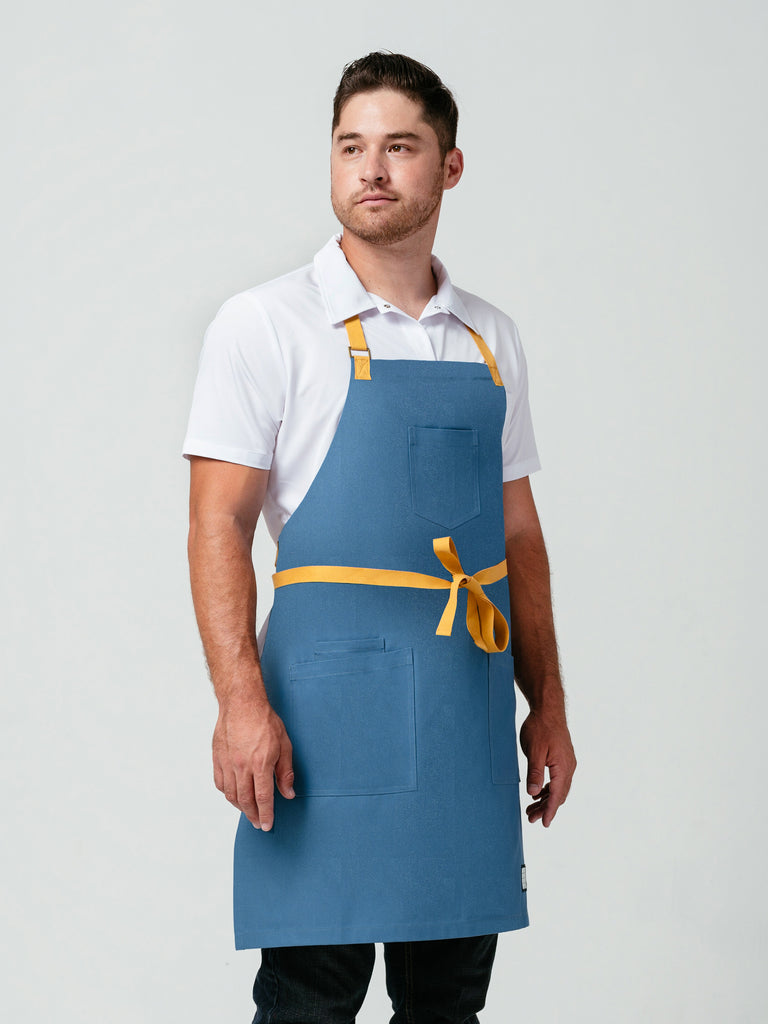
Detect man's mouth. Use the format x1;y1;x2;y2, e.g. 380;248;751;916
357;194;396;205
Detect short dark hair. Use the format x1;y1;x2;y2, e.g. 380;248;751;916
332;51;458;159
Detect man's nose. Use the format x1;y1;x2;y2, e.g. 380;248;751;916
360;151;387;184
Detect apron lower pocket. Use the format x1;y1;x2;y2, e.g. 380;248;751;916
288;647;417;796
313;636;385;658
488;653;521;784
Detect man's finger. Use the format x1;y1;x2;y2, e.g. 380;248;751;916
542;760;573;822
542;791;562;827
525;782;550;819
526;749;547;796
254;778;276;832
275;741;296;800
235;772;262;829
547;766;570;805
274;733;296;802
223;773;239;807
540;771;569;827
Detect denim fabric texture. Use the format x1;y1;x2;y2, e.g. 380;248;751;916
252;934;498;1024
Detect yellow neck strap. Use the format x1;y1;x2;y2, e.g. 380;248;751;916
343;315;503;386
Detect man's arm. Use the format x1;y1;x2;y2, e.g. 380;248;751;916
503;476;576;827
187;455;294;831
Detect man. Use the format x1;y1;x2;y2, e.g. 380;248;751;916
184;52;576;1024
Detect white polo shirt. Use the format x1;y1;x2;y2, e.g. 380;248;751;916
183;234;540;544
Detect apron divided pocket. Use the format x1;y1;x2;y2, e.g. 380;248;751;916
488;654;520;784
288;647;417;797
408;426;480;530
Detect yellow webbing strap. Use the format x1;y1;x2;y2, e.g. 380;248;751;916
344;316;371;380
343;315;503;387
272;536;509;654
466;327;503;387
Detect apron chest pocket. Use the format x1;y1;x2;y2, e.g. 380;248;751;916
488;654;520;784
289;647;417;797
408;426;480;530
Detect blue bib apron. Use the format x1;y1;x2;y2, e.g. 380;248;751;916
233;315;528;949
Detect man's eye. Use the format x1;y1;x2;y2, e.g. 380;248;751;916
390;145;406;152
344;146;358;155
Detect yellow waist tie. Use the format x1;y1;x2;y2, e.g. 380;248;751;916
272;536;509;654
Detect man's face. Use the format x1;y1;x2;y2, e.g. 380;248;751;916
331;89;460;246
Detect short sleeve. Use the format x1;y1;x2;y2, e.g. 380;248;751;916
497;320;541;481
182;292;286;469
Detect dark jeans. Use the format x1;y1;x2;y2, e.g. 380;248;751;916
252;934;498;1024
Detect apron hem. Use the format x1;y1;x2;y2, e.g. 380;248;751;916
234;912;529;950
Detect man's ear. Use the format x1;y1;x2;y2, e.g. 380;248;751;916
443;147;464;190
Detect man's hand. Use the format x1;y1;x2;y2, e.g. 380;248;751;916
520;707;576;827
213;699;295;831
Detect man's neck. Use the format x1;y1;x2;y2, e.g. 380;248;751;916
339;229;438;321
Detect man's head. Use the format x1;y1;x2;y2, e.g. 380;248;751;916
332;52;458;161
330;54;463;247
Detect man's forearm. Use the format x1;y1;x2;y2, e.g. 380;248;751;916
505;525;566;717
502;477;575;824
187;460;292;831
188;515;268;709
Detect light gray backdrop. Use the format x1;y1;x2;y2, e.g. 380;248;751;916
4;1;766;1021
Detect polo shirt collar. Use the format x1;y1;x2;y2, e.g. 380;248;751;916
314;235;377;324
428;253;477;331
313;234;477;331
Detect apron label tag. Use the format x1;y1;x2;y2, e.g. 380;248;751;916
521;865;527;892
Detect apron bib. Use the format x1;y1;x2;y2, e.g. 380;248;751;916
233;316;528;948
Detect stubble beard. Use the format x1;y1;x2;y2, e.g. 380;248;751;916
331;166;445;246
